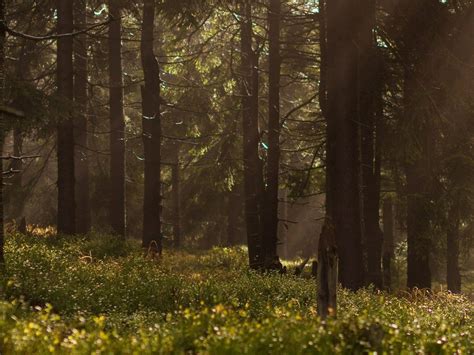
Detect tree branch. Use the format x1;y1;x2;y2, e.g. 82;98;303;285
1;18;113;41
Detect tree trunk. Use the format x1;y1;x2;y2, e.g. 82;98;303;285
359;1;383;288
172;144;181;248
240;1;264;268
74;0;90;234
325;0;364;290
263;0;282;269
318;0;327;121
446;202;461;293
108;0;126;237
57;0;76;235
140;0;162;253
317;219;337;319
382;197;394;290
0;0;5;263
277;189;288;259
404;68;432;289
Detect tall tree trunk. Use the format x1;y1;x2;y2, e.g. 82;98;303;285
172;143;181;248
140;0;162;253
396;0;437;290
404;69;432;289
240;1;264;268
0;0;5;262
263;0;282;269
108;1;126;237
446;201;461;293
359;0;383;288
325;0;364;290
57;0;76;235
74;0;90;234
382;197;394;290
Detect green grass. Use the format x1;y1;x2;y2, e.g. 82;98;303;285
0;232;472;354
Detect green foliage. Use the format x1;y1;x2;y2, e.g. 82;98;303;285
0;233;472;353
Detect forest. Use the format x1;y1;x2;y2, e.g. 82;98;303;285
0;0;472;353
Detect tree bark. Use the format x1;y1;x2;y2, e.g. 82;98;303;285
57;0;76;235
240;1;264;268
263;0;282;269
74;0;90;234
108;0;126;237
325;0;364;290
141;0;162;253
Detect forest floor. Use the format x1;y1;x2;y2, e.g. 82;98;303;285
0;231;472;354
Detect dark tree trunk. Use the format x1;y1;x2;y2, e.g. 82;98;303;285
263;0;282;269
382;198;394;290
446;202;461;293
57;0;76;235
0;0;5;263
396;1;438;290
74;0;90;234
404;68;432;289
325;0;364;290
406;163;431;289
240;1;264;268
140;0;162;253
317;219;338;319
108;0;126;237
172;144;181;248
359;0;383;288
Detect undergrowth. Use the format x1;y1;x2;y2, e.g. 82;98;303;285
0;232;472;354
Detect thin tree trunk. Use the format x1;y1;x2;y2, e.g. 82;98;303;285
74;0;90;234
446;202;461;293
172;144;181;248
227;186;239;246
382;197;394;290
277;189;288;259
326;0;364;290
57;0;75;235
240;1;264;268
318;0;327;121
0;0;5;263
108;1;126;237
140;0;161;253
263;0;282;269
